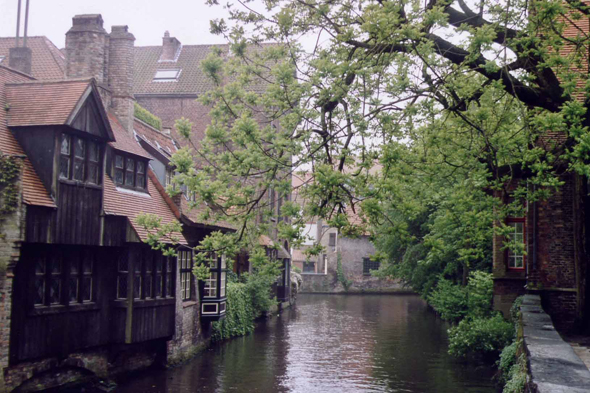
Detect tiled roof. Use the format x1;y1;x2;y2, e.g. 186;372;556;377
134;44;227;95
0;37;65;79
103;170;187;245
291;248;307;262
0;66;55;207
134;118;177;157
108;113;152;159
133;43;275;95
6;79;91;127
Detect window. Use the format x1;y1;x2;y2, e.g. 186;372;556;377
60;133;101;184
179;250;193;301
34;251;95;307
303;261;316;273
506;219;526;269
165;168;173;188
204;272;218;298
117;253;174;300
69;258;93;303
363;258;380;276
329;233;336;252
113;154;147;190
153;69;181;82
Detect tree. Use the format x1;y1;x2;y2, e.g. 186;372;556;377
145;0;590;282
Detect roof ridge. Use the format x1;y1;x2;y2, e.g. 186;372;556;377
0;35;49;40
6;77;92;86
42;37;66;73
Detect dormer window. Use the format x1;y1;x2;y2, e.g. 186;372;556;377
59;133;101;185
153;69;181;82
114;153;147;191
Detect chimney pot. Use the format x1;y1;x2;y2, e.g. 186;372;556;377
164;31;170;38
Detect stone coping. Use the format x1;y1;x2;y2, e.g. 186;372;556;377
521;294;590;392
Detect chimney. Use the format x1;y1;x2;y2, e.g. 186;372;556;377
65;14;108;82
8;47;32;75
160;31;181;61
108;25;136;134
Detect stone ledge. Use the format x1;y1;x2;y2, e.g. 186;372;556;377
521;294;590;392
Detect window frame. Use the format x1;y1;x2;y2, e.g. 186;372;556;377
113;153;148;191
153;69;181;82
505;217;526;270
117;253;175;301
59;132;102;186
179;249;194;301
362;258;380;276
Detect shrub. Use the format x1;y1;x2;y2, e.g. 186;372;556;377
466;271;493;317
448;314;515;359
134;103;162;130
428;279;467;321
510;295;525;323
503;353;527;393
211;273;276;342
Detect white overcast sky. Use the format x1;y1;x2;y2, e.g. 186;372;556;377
0;0;230;48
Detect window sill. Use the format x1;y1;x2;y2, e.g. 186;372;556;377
59;179;102;189
183;300;198;308
29;302;99;316
112;298;175;308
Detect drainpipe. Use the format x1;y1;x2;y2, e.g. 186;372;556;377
532;184;537;273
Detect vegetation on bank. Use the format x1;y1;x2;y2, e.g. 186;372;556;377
134;103;162;131
211;274;277;341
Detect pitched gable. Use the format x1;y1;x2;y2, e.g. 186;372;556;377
6;79;114;140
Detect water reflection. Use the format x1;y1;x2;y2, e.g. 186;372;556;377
117;295;496;393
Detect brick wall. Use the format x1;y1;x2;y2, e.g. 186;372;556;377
108;26;135;133
135;96;210;150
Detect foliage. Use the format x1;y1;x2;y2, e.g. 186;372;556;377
292;265;302;274
135;213;183;257
510;296;525;323
447;314;515;359
211;273;276;341
427;279;467;322
499;339;527;393
466;271;494;318
0;155;22;274
134;103;162;131
211;282;255;341
336;252;352;291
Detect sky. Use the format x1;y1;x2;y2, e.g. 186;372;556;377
0;0;231;48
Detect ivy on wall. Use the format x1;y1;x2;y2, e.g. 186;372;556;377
0;155;22;275
336;252;352;291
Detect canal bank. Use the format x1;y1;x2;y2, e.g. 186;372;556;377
114;294;496;393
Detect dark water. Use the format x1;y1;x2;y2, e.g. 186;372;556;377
117;294;496;393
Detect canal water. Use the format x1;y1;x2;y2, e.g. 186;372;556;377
117;294;497;393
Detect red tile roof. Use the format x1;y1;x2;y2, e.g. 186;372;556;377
6;79;91;127
0;37;65;80
133;118;178;158
0;66;55;207
103;170;187;245
108;113;151;159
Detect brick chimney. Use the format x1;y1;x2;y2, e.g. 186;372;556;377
160;31;181;61
108;25;136;134
65;15;108;83
8;46;32;75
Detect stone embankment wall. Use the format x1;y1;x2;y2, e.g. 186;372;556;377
520;295;590;392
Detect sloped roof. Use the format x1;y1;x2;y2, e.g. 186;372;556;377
134;118;178;158
134;44;227;95
108;113;151;159
133;43;276;96
103;171;187;245
0;37;65;80
6;79;91;127
0;66;55;207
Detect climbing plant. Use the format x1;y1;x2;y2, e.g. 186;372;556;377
0;155;22;275
336;252;352;291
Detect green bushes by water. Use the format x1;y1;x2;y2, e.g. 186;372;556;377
211;274;276;341
428;272;515;362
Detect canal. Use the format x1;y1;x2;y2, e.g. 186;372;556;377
117;294;497;393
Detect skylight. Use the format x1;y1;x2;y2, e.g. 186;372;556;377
153;69;181;82
0;56;5;64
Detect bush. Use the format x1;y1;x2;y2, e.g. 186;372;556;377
448;314;515;359
211;274;276;342
134;103;162;130
466;271;493;317
428;279;467;321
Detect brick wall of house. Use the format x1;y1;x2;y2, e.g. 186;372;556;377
0;158;25;393
135;96;210;150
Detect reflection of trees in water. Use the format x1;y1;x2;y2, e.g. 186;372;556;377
117;295;495;393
